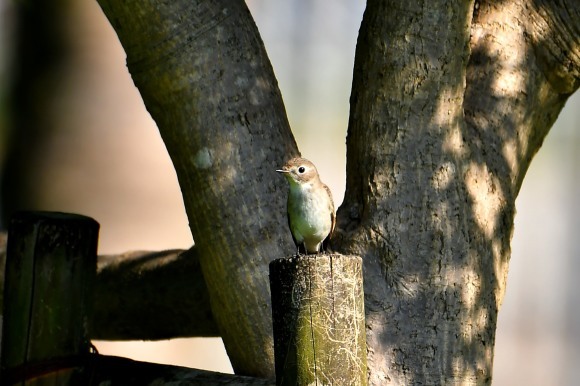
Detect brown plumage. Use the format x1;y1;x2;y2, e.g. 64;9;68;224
277;157;335;254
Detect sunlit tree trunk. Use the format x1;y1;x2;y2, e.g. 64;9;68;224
97;0;298;377
96;0;579;384
336;1;578;384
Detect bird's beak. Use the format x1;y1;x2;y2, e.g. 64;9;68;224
276;168;289;173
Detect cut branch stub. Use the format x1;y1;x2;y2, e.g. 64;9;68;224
269;254;367;386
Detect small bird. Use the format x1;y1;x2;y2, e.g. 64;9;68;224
276;157;335;255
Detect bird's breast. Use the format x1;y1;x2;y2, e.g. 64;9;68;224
287;184;332;240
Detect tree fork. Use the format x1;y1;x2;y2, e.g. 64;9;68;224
337;1;579;384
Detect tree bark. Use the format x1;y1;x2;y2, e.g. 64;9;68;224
92;248;219;340
96;0;297;377
0;245;218;341
335;0;579;384
93;0;580;383
270;254;367;386
1;212;99;385
81;355;275;386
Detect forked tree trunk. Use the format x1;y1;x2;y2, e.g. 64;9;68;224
96;0;579;384
335;0;578;384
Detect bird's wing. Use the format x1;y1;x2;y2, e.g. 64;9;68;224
324;183;335;237
322;183;335;252
286;200;300;248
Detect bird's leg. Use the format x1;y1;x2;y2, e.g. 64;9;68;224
321;236;331;255
296;242;306;257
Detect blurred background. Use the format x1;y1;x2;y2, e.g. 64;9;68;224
0;0;578;384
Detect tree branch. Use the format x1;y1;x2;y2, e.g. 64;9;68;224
464;0;580;307
0;235;219;340
527;0;580;95
96;0;298;376
84;354;275;385
93;247;219;340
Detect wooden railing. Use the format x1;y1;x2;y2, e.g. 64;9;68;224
0;211;367;385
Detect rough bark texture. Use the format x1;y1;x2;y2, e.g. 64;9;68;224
96;0;297;377
93;248;218;340
1;212;99;385
92;0;580;383
334;0;579;385
0;242;218;341
270;254;367;386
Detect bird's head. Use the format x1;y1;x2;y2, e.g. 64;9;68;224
276;157;319;186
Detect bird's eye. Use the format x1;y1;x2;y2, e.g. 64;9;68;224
298;166;306;174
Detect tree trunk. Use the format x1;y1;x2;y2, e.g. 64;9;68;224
96;0;297;377
335;0;579;384
95;0;580;383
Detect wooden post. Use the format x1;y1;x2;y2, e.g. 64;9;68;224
269;254;368;386
1;212;99;385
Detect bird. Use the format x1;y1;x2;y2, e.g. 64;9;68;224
276;157;335;255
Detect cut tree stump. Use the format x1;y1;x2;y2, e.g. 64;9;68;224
269;253;368;386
